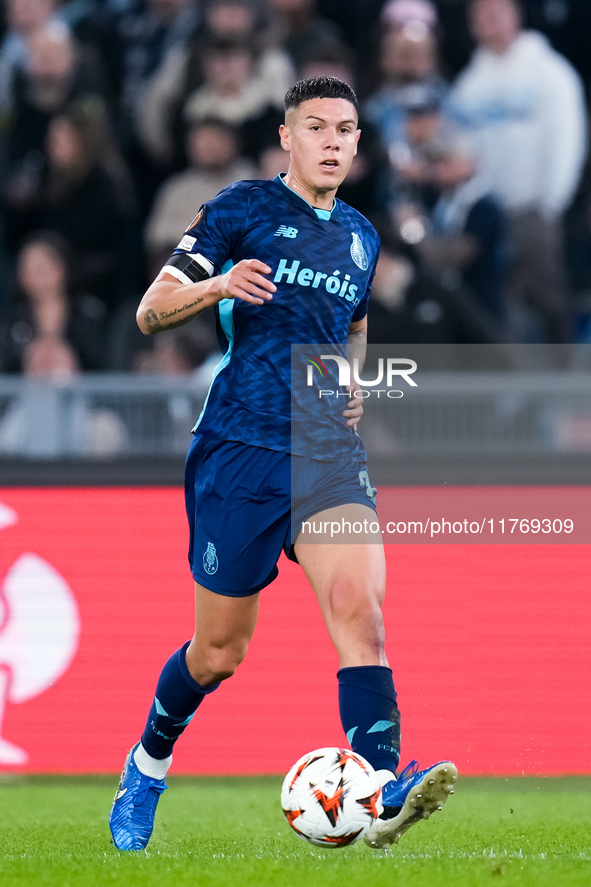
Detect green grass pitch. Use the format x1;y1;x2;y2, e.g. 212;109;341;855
0;776;589;887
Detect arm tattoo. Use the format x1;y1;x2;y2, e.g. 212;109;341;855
144;309;161;332
143;299;204;333
158;299;204;322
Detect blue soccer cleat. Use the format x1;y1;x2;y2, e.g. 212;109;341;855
109;744;168;851
364;759;457;849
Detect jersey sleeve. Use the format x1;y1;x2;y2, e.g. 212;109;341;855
162;181;251;283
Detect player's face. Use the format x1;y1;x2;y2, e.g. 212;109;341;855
280;97;360;203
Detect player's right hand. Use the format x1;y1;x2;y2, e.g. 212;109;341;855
219;259;276;305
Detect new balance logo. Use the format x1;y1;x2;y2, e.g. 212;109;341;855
274;225;298;238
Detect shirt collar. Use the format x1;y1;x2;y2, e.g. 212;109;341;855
277;173;335;220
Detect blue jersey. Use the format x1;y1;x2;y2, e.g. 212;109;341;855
166;175;380;460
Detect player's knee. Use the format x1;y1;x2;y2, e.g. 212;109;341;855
196;639;249;684
325;582;383;627
323;583;386;655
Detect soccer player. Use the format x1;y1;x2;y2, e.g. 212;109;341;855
109;76;457;852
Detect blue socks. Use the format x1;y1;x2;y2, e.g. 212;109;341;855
337;665;400;774
140;651;399;774
141;641;220;759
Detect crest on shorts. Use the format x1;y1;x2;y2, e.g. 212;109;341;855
350;232;369;271
203;542;218;575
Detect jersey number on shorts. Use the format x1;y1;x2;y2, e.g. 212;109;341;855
358;469;377;501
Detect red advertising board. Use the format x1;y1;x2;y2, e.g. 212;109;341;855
0;488;589;775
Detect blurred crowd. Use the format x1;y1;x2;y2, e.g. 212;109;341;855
1;0;591;381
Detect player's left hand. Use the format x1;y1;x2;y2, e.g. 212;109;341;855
343;388;364;429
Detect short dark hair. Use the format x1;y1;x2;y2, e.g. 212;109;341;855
284;76;359;115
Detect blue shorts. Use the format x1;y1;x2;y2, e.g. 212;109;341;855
185;434;377;596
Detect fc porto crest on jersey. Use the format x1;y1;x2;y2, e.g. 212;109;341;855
350;232;369;270
203;542;218;575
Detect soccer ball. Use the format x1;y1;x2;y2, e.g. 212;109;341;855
281;747;382;848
